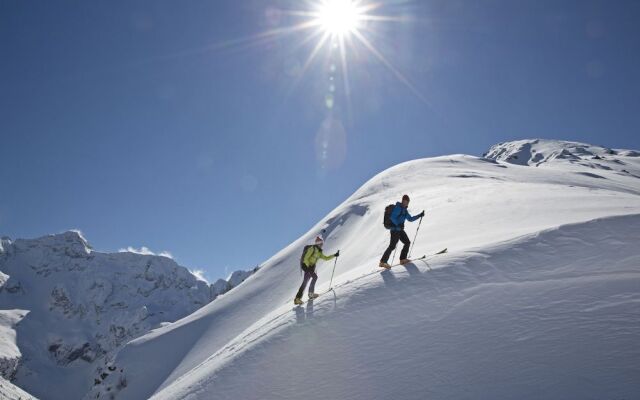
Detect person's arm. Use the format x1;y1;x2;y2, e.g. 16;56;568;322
407;210;425;222
318;250;336;261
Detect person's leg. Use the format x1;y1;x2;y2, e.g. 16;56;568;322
296;269;311;299
399;230;411;260
381;231;401;263
308;266;318;293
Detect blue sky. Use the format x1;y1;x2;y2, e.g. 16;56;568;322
2;0;639;280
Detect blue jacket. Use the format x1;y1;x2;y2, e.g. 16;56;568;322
390;202;420;231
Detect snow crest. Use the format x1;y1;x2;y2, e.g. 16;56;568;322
484;139;640;171
0;310;28;381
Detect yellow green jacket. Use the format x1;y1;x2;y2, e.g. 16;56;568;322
302;245;335;267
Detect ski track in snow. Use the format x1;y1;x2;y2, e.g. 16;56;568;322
155;214;640;400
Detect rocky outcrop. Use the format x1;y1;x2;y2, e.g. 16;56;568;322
0;231;259;399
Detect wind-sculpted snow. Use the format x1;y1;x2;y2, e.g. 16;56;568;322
94;139;640;400
154;214;640;400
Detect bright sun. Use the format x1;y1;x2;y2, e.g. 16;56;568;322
229;0;423;103
315;0;363;36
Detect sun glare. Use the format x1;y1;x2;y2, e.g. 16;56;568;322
315;0;363;36
220;0;424;104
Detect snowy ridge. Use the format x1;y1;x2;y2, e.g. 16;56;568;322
0;310;28;381
0;232;257;400
485;138;640;170
89;139;640;400
155;214;640;400
0;237;11;255
0;377;37;400
210;268;259;300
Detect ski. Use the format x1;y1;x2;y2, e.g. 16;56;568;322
387;256;425;268
433;247;448;255
293;291;330;306
381;248;448;269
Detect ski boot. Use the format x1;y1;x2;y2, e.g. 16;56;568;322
379;262;391;269
294;297;304;305
308;292;319;300
400;259;410;265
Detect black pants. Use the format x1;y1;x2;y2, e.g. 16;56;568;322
381;230;410;263
296;264;317;299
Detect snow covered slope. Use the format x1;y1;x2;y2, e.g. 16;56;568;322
92;139;640;400
0;232;257;400
0;309;28;381
0;377;38;400
150;215;640;400
486;139;640;172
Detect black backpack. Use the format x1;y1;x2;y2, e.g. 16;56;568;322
383;204;395;229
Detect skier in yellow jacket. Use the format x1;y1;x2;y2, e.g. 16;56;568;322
294;236;339;305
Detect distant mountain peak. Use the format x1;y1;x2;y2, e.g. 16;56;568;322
484;139;638;168
0;231;259;399
11;230;93;258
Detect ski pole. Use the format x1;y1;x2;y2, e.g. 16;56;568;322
408;215;423;258
328;255;339;290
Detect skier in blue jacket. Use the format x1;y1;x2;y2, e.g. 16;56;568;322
380;194;424;269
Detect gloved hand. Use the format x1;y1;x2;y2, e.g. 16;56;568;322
418;210;425;218
335;250;340;257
